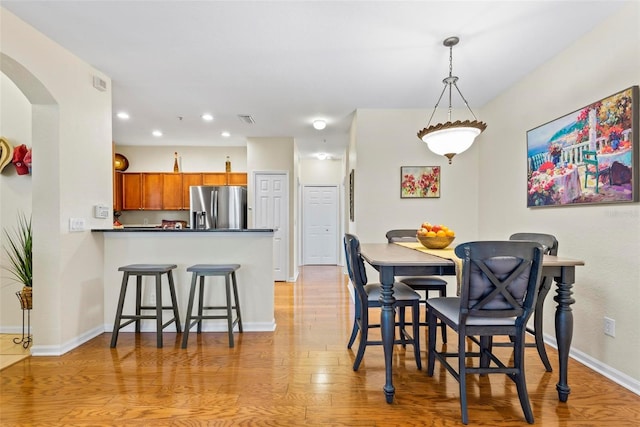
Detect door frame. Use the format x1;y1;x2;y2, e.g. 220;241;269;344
252;170;289;282
301;184;340;265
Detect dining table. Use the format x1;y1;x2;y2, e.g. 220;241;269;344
359;242;585;404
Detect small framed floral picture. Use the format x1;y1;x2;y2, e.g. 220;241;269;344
401;166;440;198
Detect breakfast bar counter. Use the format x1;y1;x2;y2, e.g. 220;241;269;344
93;228;276;334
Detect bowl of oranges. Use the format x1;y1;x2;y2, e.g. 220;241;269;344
416;222;455;249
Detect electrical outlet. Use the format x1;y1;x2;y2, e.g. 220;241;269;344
604;317;616;337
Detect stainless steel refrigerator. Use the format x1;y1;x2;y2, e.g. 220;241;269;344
190;185;247;230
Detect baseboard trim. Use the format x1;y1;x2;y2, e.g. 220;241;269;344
30;325;104;356
544;334;640;396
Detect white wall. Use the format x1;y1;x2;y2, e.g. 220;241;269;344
349;108;482;297
115;145;247;173
298;158;343;185
1;9;113;354
478;2;640;387
0;72;33;328
351;109;481;244
247;137;296;280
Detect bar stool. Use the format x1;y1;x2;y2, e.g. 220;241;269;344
181;264;243;348
110;264;182;348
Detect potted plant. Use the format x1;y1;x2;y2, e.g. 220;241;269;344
2;213;32;309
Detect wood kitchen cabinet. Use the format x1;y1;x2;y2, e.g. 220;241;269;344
121;173;163;210
142;173;163;210
113;171;123;211
118;172;248;210
162;173;183;210
182;173;203;209
121;173;143;210
228;172;248;186
202;172;227;186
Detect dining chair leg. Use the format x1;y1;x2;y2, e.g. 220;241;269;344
533;280;553;371
459;332;469;425
347;299;361;349
353;306;368;371
398;306;407;348
412;301;421;370
426;307;437;376
514;333;534;424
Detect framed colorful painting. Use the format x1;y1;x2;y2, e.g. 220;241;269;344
526;86;638;207
401;166;440;198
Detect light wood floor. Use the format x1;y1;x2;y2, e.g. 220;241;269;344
1;266;638;426
0;334;31;371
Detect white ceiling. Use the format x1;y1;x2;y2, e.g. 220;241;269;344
2;1;625;159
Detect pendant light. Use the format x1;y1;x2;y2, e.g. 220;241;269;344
417;36;486;164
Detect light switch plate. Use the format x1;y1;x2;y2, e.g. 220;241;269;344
69;218;85;232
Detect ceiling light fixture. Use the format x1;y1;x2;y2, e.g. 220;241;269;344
202;113;214;121
316;153;328;160
313;119;327;130
116;112;129;120
417;36;486;164
221;131;231;137
152;130;163;137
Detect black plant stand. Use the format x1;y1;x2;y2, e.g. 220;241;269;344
14;291;32;349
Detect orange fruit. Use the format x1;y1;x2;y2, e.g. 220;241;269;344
436;230;446;237
445;230;455;237
426;231;437;237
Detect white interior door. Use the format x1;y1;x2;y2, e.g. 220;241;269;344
302;186;338;265
254;172;289;281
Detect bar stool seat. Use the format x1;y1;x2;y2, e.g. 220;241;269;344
110;264;182;348
181;264;243;348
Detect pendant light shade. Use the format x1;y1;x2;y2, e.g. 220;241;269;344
417;36;486;164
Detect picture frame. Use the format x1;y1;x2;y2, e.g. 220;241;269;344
526;86;638;207
401;166;440;198
349;169;355;221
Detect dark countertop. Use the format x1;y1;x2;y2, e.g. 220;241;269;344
92;228;274;233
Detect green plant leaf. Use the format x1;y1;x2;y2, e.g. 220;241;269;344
2;212;32;287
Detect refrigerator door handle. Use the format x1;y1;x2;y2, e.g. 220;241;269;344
212;189;218;228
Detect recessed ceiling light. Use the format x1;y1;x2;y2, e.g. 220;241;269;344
202;113;214;121
221;131;231;137
152;130;163;137
313;119;327;130
116;112;130;120
316;153;329;160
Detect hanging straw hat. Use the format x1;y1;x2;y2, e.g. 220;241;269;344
0;137;14;173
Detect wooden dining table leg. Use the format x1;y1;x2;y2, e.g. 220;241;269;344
553;266;576;402
379;266;396;403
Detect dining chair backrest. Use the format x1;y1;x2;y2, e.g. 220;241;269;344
344;234;368;294
454;241;544;321
509;232;558;256
385;229;418;243
343;236;354;283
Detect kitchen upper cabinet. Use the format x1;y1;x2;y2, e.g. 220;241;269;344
182;173;203;209
228;172;248;186
113;171;123;211
122;173;143;210
142;173;163;210
118;172;248;211
162;173;183;210
202;172;227;186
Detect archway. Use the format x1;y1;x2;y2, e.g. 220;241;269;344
1;52;59;351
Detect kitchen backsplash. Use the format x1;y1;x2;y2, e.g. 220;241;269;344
118;210;190;227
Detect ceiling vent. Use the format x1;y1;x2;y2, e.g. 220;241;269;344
237;114;255;124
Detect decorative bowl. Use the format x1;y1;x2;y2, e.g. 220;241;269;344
114;153;129;171
417;235;455;249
